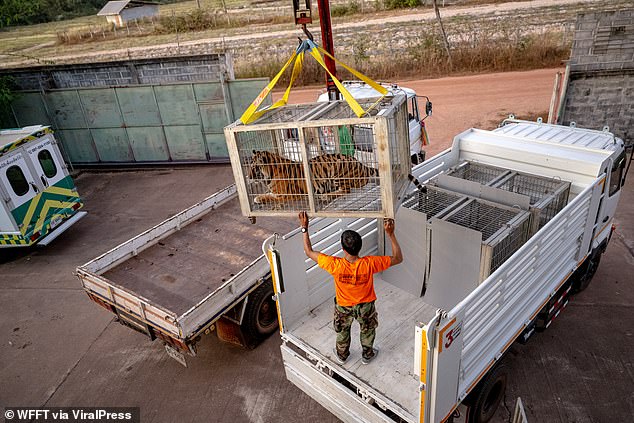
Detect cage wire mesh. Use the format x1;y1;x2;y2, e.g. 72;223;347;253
445;161;509;185
402;186;467;220
444;198;531;277
228;96;409;217
493;172;570;231
488;214;532;274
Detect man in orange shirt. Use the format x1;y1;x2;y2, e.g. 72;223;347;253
298;211;403;364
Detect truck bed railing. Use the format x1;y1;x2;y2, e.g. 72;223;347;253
79;185;237;275
452;175;604;401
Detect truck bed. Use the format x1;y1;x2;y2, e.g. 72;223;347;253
103;199;295;316
287;277;437;415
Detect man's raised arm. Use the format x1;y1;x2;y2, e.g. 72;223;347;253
299;211;320;262
384;219;403;266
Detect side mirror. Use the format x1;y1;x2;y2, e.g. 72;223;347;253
425;100;432;117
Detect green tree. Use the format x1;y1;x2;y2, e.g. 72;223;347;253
0;0;45;28
0;77;18;129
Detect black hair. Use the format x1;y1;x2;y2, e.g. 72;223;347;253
341;230;362;256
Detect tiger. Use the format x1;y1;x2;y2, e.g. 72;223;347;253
247;150;378;204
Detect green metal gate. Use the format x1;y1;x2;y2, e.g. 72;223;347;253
10;78;269;165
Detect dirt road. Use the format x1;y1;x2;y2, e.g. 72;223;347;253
282;67;561;156
1;0;603;66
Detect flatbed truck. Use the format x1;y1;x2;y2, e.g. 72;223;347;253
263;119;627;423
76;184;295;365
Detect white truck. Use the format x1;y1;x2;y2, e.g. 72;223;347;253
318;81;432;165
1;125;86;248
75;185;295;365
263;119;627;423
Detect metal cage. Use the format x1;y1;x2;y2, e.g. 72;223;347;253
445;161;509;185
492;172;570;234
436;161;571;235
402;186;532;283
224;95;411;218
443;197;532;280
401;186;467;220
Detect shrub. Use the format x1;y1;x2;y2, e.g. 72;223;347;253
381;0;420;11
331;0;361;17
0;76;18;128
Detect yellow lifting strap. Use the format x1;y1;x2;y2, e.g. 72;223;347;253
240;39;388;125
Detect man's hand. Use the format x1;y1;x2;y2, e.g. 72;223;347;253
299;211;309;229
384;218;395;236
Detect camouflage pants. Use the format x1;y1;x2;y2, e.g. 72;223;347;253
333;300;378;360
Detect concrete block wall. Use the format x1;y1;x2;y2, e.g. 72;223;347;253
561;71;634;141
569;9;634;73
560;10;634;141
2;53;234;90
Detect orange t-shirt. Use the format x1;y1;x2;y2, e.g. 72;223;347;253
317;254;391;307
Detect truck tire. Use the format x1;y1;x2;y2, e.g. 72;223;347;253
242;279;278;342
572;253;601;294
466;363;508;423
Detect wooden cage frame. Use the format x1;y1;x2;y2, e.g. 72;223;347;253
224;95;411;219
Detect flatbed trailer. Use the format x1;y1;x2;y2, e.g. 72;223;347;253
265;119;627;423
76;184;295;364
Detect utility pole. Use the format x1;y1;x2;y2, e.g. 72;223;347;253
432;0;452;69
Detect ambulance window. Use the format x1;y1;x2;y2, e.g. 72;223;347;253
609;151;625;196
6;166;29;196
38;149;57;178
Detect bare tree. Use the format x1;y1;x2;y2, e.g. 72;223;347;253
432;0;452;69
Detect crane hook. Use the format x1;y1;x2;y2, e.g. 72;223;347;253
301;24;314;42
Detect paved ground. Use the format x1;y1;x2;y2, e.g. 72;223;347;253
1;69;633;423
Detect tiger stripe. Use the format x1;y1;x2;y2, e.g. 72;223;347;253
248;150;378;204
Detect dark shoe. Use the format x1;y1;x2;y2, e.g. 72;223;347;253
361;348;379;365
332;348;348;364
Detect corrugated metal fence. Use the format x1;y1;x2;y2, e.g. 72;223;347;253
10;78;268;165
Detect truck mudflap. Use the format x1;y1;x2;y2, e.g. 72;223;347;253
281;341;415;423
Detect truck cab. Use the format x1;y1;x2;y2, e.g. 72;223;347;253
318;81;430;164
0;125;86;248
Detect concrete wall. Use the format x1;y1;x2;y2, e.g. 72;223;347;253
559;9;634;141
1;54;235;90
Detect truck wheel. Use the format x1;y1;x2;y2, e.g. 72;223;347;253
466;364;507;423
242;279;278;341
572;253;601;294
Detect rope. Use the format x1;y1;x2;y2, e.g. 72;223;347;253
240;39;388;125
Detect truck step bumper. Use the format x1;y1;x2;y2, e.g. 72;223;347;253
38;211;87;246
281;344;413;423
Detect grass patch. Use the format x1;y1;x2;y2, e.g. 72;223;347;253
235;27;570;86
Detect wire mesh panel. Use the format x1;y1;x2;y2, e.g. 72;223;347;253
492;172;571;233
443;198;532;281
445;161;509;185
225;95;411;218
401;186;467;219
